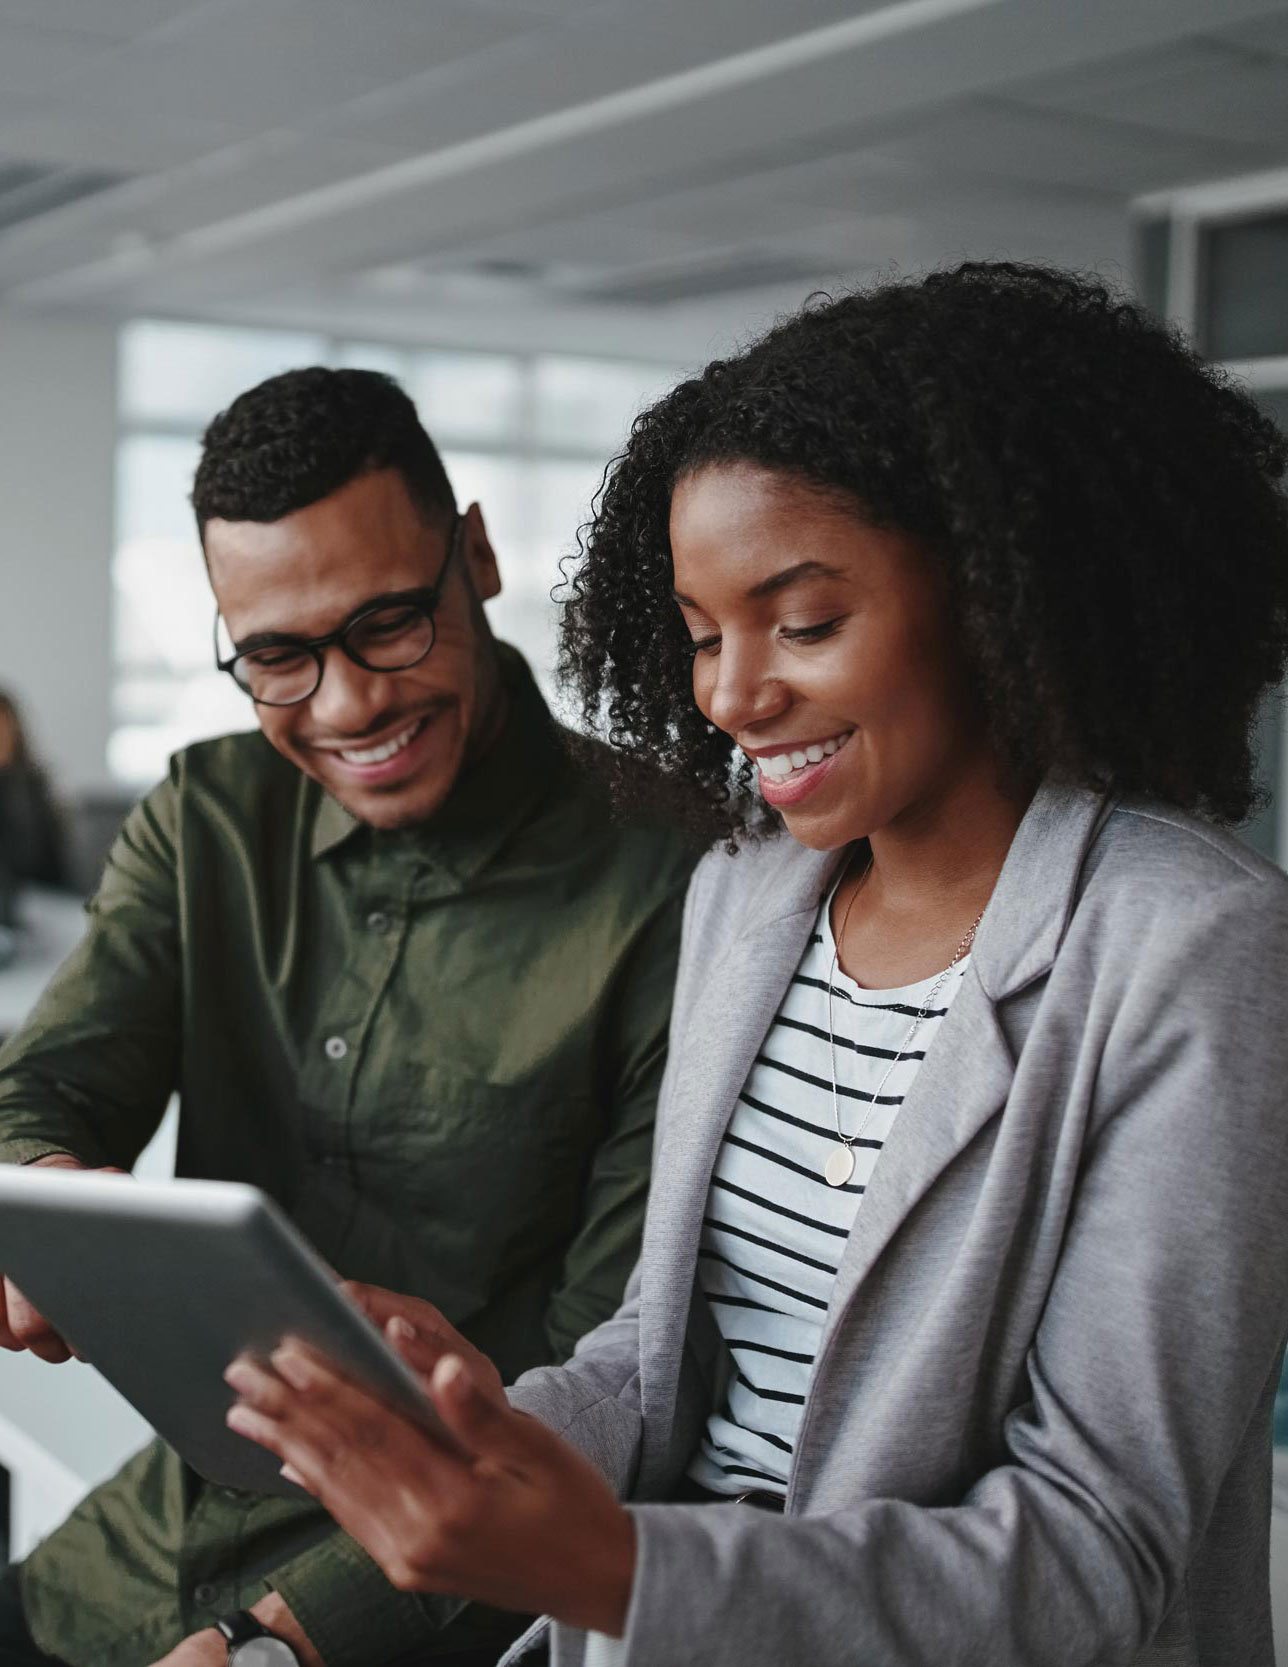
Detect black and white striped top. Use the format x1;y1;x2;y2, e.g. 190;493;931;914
687;888;969;1500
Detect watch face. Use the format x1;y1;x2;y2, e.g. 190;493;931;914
230;1640;298;1666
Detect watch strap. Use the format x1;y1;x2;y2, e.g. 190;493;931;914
216;1610;270;1647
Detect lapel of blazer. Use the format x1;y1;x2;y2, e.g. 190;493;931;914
639;837;839;1483
810;965;1013;1353
810;776;1112;1364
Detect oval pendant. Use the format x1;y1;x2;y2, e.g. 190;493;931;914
823;1144;856;1188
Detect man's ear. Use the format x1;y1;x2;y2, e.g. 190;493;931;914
460;502;501;603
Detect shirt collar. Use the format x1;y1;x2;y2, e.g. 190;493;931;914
309;645;564;878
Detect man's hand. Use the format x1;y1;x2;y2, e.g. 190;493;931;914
147;1593;323;1667
0;1154;100;1362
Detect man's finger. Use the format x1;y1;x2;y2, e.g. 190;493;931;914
0;1278;18;1351
3;1280;72;1363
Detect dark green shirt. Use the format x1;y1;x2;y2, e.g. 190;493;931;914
0;651;692;1667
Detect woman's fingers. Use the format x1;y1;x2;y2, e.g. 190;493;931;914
341;1284;508;1409
226;1400;288;1457
224;1354;292;1415
224;1347;370;1485
428;1355;543;1469
342;1282;456;1342
226;1340;468;1484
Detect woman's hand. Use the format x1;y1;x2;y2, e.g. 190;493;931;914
338;1281;506;1408
223;1340;636;1638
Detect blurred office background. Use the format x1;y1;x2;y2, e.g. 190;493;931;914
1;0;1288;1636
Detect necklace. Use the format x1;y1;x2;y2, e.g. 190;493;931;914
822;859;983;1188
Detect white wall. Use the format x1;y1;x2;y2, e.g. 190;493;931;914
0;310;117;795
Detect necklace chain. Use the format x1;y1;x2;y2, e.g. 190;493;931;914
823;858;983;1186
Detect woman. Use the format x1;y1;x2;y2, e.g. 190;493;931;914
224;263;1288;1665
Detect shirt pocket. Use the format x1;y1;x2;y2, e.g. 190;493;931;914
357;1056;596;1229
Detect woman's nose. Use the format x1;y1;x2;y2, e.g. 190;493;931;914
702;643;789;737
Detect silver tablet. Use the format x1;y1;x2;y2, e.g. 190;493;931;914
0;1167;455;1497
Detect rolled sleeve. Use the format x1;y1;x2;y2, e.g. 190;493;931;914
270;1529;466;1667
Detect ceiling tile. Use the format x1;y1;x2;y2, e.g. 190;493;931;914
1004;37;1288;150
52;0;535;130
871;96;1274;196
0;1;202;38
1216;12;1288;62
313;0;881;157
0;21;119;95
126;136;411;239
468;0;623;14
0;98;241;174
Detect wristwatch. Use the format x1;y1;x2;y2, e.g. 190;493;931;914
215;1611;301;1665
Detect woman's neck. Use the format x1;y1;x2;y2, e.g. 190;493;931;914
869;764;1030;910
832;762;1032;990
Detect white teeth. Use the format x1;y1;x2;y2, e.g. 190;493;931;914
754;730;854;784
339;720;421;766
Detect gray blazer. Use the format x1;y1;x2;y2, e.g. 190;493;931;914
502;779;1288;1666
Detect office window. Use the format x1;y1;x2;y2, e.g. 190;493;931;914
112;321;680;789
1202;211;1288;362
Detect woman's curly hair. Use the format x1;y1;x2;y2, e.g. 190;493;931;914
560;261;1288;844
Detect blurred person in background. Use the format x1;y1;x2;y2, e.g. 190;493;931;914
0;690;69;908
0;369;693;1667
226;266;1288;1667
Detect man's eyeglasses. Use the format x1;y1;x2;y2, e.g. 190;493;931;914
215;513;462;707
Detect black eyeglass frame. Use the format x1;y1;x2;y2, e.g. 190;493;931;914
214;511;463;707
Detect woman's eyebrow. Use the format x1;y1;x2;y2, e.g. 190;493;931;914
672;560;845;609
746;559;845;599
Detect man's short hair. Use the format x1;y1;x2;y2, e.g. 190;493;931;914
191;366;456;538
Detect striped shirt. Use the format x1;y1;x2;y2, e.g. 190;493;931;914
687;887;969;1499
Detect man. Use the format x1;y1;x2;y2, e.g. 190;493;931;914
0;369;693;1667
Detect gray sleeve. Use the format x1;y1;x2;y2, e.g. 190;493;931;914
508;1269;645;1497
579;881;1288;1667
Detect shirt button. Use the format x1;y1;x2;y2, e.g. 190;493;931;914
193;1582;218;1607
365;910;390;934
324;1036;348;1061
